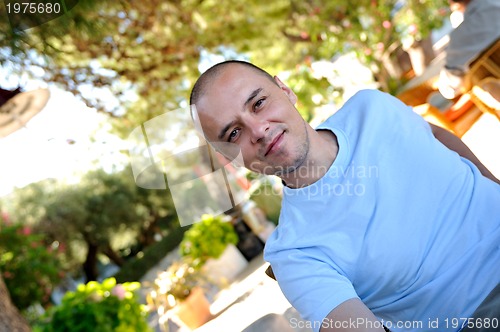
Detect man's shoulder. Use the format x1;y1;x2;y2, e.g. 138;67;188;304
343;89;386;106
317;89;395;130
332;89;391;116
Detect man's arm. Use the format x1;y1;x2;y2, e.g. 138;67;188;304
429;123;500;184
320;298;386;332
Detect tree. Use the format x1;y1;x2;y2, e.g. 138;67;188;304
0;273;31;332
0;0;448;130
0;211;31;332
7;167;177;282
277;0;449;91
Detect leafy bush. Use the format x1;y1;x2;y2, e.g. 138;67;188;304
0;222;64;312
179;214;238;266
35;278;151;332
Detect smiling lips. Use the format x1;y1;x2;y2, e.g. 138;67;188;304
265;131;285;156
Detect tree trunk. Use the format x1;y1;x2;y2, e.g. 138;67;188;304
372;59;391;92
373;50;407;94
139;219;157;247
0;273;31;332
83;241;99;282
405;36;435;77
103;244;124;267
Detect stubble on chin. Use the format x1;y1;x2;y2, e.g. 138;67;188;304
274;123;310;177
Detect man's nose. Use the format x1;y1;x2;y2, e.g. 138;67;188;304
249;118;269;144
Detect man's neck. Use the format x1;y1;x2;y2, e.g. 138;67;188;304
280;129;338;189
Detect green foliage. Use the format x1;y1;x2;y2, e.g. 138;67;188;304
23;170;139;277
285;64;333;122
279;0;449;91
179;214;238;266
0;221;64;312
35;278;151;332
6;166;179;281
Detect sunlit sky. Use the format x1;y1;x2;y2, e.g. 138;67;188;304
0;83;128;197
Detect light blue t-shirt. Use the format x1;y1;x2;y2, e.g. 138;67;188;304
264;90;500;332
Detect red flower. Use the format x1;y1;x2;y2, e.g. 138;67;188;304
22;226;31;236
58;243;66;253
1;211;10;224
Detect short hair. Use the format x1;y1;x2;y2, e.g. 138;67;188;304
189;60;276;107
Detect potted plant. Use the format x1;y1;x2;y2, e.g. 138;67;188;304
179;214;247;282
148;259;211;331
180;214;238;265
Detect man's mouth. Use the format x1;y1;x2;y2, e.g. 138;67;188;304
265;131;284;156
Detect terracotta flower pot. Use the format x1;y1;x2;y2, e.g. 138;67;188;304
174;287;212;330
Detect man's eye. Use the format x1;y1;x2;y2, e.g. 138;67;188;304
254;98;265;110
228;128;240;142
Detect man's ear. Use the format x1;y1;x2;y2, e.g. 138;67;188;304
274;76;298;104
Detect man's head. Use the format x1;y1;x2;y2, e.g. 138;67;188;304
190;60;276;107
190;60;311;176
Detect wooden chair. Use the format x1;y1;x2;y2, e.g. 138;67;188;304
465;38;500;91
470;77;500;121
465;38;500;121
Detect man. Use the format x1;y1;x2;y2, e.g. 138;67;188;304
438;0;500;99
190;60;500;331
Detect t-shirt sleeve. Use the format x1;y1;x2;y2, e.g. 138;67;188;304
265;246;358;332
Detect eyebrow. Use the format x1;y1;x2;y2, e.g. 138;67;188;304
218;120;236;140
217;87;263;140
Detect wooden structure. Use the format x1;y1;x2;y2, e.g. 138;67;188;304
466;38;500;120
396;38;500;137
470;77;500;120
466;39;500;90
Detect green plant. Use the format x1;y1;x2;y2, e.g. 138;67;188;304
179;214;238;266
0;222;64;312
35;278;151;332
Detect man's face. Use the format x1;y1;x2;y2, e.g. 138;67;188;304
195;65;310;176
